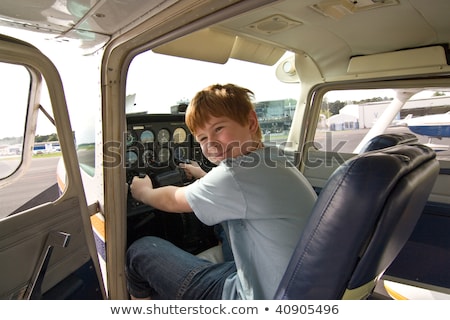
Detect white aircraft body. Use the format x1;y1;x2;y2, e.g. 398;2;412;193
404;112;450;151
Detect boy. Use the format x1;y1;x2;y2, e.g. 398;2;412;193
127;83;317;299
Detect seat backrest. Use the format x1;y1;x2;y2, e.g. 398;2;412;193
274;143;439;299
359;132;418;153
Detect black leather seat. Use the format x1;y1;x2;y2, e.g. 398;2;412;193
359;132;418;153
274;143;439;299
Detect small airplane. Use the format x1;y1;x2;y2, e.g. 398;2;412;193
400;112;450;151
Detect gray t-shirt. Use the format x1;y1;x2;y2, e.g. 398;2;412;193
185;146;317;299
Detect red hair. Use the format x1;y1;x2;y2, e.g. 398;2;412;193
186;83;262;140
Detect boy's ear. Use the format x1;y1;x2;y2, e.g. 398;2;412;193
248;110;259;133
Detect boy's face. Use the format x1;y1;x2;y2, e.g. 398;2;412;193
195;113;259;164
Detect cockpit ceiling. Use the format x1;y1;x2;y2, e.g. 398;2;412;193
0;0;254;51
211;0;450;77
1;0;450;77
0;0;186;49
152;0;450;77
0;0;179;33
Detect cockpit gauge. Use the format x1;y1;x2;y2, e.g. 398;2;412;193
174;146;187;161
157;128;170;143
173;127;187;143
126;130;137;146
140;130;154;143
142;149;155;166
125;150;139;167
158;148;171;163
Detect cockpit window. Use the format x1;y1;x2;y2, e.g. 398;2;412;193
126;51;299;149
0;62;29;179
0;65;63;219
314;88;450;160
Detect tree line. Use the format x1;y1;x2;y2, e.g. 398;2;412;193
0;133;58;145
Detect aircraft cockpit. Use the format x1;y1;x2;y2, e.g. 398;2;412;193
125;113;217;254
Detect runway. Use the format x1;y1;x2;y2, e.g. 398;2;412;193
0;156;60;218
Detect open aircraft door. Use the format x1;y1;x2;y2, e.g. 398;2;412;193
0;35;105;299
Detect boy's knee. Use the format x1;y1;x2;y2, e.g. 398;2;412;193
127;236;165;259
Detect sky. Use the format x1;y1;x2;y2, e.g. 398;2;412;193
0;26;101;141
126;51;299;114
0;63;30;138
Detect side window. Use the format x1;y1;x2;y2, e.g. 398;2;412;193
0;63;61;220
314;88;450;161
0;62;29;178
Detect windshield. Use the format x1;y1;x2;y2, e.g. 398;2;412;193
126;51;298;141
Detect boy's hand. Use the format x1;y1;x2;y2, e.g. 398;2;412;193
130;174;153;203
179;161;207;180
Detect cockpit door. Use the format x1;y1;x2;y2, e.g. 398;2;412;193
0;35;105;299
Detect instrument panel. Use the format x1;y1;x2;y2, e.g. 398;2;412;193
127;118;186;167
125;113;218;254
126;114;212;174
126;113;214;215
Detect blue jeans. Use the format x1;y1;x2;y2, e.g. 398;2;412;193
126;236;236;299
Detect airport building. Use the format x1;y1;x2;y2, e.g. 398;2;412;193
326;95;450;131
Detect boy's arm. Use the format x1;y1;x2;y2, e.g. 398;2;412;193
130;175;192;213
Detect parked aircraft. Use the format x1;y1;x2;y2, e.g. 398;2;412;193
0;0;449;304
404;112;450;151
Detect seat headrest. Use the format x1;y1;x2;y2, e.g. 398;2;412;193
359;132;418;153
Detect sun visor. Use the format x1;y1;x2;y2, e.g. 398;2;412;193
230;36;285;66
153;28;235;64
347;46;449;74
153;28;285;66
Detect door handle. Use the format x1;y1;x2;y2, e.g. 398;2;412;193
24;230;71;299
